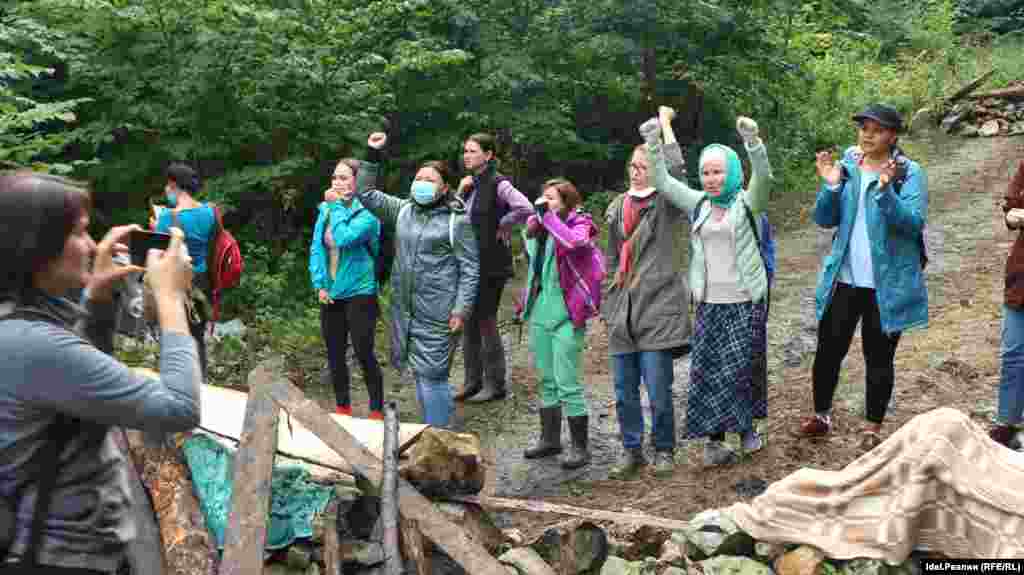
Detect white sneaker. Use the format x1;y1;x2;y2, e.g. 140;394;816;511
741;430;764;453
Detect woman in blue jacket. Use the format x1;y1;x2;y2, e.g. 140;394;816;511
800;104;928;450
310;135;385;419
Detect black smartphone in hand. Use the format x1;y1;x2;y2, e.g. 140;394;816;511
129;230;172;266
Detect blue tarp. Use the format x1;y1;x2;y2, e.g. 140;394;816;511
182;434;334;550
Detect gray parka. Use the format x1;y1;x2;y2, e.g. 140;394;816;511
603;142;692;354
357;162;480;380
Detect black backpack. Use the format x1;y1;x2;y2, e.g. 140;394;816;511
373;220;395;287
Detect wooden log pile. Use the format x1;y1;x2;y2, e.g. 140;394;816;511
935;76;1024;137
132;358;720;575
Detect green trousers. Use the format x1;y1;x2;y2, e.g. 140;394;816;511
529;320;587;417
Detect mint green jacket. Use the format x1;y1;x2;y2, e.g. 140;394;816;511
647;139;774;303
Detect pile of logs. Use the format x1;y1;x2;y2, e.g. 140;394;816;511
123;358;710;575
923;71;1024;137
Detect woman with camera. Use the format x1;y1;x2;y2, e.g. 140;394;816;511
0;172;201;573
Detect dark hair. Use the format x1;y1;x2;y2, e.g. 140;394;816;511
419;160;451;187
544;178;581;213
166;162;201;195
335;158;360;181
0;171;92;295
466;133;497;155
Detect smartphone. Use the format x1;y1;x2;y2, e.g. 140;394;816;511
129;230;173;266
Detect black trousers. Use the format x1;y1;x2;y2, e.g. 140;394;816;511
812;283;901;424
321;295;383;411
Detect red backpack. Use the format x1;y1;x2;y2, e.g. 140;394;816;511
206;204;243;324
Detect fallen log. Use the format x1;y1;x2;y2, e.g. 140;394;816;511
968;85;1024;101
263;366;508;574
114;429;167;575
381;401;403;575
945;69;995;105
124;429;219;575
448;495;691;531
219;360;281;575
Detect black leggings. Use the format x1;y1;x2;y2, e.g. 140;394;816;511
321;295;383;411
812;283;902;424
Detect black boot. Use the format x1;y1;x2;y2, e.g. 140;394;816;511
524;406;563;458
562;415;590;469
467;331;507;403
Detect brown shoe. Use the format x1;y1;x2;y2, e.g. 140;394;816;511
798;415;831;437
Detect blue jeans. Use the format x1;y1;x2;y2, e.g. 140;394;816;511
999;305;1024;425
415;372;452;428
611;350;676;453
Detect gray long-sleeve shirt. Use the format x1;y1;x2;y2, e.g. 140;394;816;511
0;296;200;572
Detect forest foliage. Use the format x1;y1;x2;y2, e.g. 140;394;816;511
3;0;1024;368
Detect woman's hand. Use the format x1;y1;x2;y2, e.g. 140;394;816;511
638;117;661;144
368;132;387;149
458;175;474;195
318;289;333;305
324;189;339;203
736;116;760;145
145;227;193;302
815;151;842;187
86;224;146;302
877;158;898;188
449;313;464;333
659;105;676;126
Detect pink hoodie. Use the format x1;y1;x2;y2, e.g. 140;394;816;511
522;209;606;329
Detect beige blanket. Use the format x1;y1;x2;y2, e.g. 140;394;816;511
729;408;1024;562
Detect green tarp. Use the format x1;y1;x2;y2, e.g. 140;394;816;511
182;434;334;550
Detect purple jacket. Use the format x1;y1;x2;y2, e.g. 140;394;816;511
520;210;606;328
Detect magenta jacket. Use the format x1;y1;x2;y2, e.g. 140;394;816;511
521;209;606;329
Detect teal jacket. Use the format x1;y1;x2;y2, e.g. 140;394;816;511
648;139;774;304
309;198;381;300
813;146;928;334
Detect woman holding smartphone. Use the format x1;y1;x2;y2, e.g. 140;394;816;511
0;171;200;573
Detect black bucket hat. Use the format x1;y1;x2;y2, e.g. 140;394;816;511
852;103;904;132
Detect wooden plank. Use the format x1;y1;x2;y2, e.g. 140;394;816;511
322;500;342;575
400;517;431;575
381;401;403;575
199;383;428;470
264;374;508;575
219;360;280;575
448;495;692;531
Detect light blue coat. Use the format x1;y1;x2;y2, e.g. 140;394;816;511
813;146;928;334
309;198;380;300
